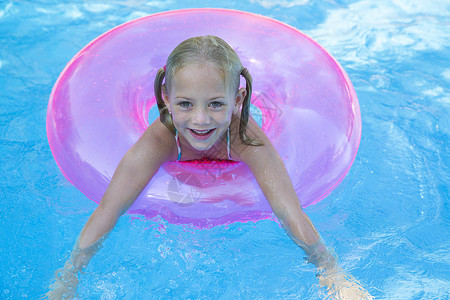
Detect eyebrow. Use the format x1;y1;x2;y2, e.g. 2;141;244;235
174;96;226;101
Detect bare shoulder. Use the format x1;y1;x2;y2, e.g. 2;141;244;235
97;119;177;214
129;119;178;163
231;117;296;209
231;116;283;169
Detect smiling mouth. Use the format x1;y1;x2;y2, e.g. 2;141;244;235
189;128;215;140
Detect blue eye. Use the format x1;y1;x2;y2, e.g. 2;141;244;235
178;101;192;108
210;101;224;108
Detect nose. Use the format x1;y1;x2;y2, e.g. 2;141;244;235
191;107;211;126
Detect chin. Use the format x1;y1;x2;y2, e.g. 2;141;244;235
188;138;216;152
192;145;214;152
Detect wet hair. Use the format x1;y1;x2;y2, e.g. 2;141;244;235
154;35;263;146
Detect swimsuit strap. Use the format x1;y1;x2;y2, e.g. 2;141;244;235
175;129;182;161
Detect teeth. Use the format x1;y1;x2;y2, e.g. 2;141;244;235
192;129;212;134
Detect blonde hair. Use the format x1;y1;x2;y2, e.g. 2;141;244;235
154;35;263;146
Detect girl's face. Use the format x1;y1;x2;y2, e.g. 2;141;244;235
164;62;245;151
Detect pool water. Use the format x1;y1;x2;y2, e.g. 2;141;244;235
1;0;449;299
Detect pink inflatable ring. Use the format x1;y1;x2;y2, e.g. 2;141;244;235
47;9;361;227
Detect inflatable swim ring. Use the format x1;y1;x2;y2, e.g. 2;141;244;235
47;8;361;227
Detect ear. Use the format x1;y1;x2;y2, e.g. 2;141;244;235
234;87;247;114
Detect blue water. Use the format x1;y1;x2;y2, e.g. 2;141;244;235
1;1;449;299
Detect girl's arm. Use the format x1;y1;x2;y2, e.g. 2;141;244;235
47;121;176;299
236;119;323;253
237;119;372;299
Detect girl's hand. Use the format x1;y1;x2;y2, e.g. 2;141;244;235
45;262;80;300
317;266;373;300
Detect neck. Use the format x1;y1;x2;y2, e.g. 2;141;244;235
178;129;229;160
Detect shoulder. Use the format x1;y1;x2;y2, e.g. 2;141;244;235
130;119;178;162
230;118;291;196
230;116;282;168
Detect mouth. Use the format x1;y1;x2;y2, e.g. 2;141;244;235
189;128;215;140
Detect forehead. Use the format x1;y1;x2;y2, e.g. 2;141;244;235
173;62;225;80
169;62;229;95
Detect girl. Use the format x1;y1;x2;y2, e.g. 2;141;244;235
47;36;371;299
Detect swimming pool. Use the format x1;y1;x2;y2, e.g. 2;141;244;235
1;0;449;298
